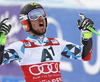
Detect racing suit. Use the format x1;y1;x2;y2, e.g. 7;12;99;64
0;34;93;82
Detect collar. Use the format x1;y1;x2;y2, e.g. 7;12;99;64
28;34;48;44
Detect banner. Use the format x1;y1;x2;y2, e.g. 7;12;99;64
0;5;100;82
1;76;25;82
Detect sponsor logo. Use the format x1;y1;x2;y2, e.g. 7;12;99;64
24;42;31;47
51;40;58;44
29;63;60;75
30;3;39;6
23;25;28;29
42;77;62;82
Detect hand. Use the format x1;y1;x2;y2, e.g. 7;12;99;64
77;13;94;39
77;13;94;32
0;18;11;45
0;18;11;36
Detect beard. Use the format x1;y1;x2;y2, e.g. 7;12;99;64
31;28;46;36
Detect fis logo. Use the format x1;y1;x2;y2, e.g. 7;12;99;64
51;40;58;44
24;42;31;47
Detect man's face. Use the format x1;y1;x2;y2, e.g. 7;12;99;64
28;9;47;36
30;16;47;36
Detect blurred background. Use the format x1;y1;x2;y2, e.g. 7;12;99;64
0;0;100;82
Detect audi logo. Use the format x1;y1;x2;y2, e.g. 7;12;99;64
29;63;60;75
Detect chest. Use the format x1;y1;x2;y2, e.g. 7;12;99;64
24;45;61;63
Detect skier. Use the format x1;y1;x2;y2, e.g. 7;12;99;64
0;2;94;82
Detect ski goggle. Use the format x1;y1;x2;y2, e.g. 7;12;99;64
28;9;46;21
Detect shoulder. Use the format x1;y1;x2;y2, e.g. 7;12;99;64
47;37;67;43
9;41;23;46
54;38;72;45
47;37;68;45
53;38;65;43
5;40;24;49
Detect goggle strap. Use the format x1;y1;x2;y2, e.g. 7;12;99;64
19;15;28;22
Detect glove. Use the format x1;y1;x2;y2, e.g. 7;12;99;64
0;18;11;44
77;13;94;39
0;18;11;35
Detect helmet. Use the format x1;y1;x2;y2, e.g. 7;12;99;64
19;2;47;33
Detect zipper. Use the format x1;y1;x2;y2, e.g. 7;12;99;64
37;37;44;47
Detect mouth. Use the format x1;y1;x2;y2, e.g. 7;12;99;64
39;23;44;27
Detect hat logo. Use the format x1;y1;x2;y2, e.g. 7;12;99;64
30;3;39;6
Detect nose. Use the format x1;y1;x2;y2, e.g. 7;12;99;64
38;16;44;20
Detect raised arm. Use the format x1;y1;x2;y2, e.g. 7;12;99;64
0;18;11;65
77;13;94;61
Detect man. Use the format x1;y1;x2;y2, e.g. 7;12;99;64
0;2;94;82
